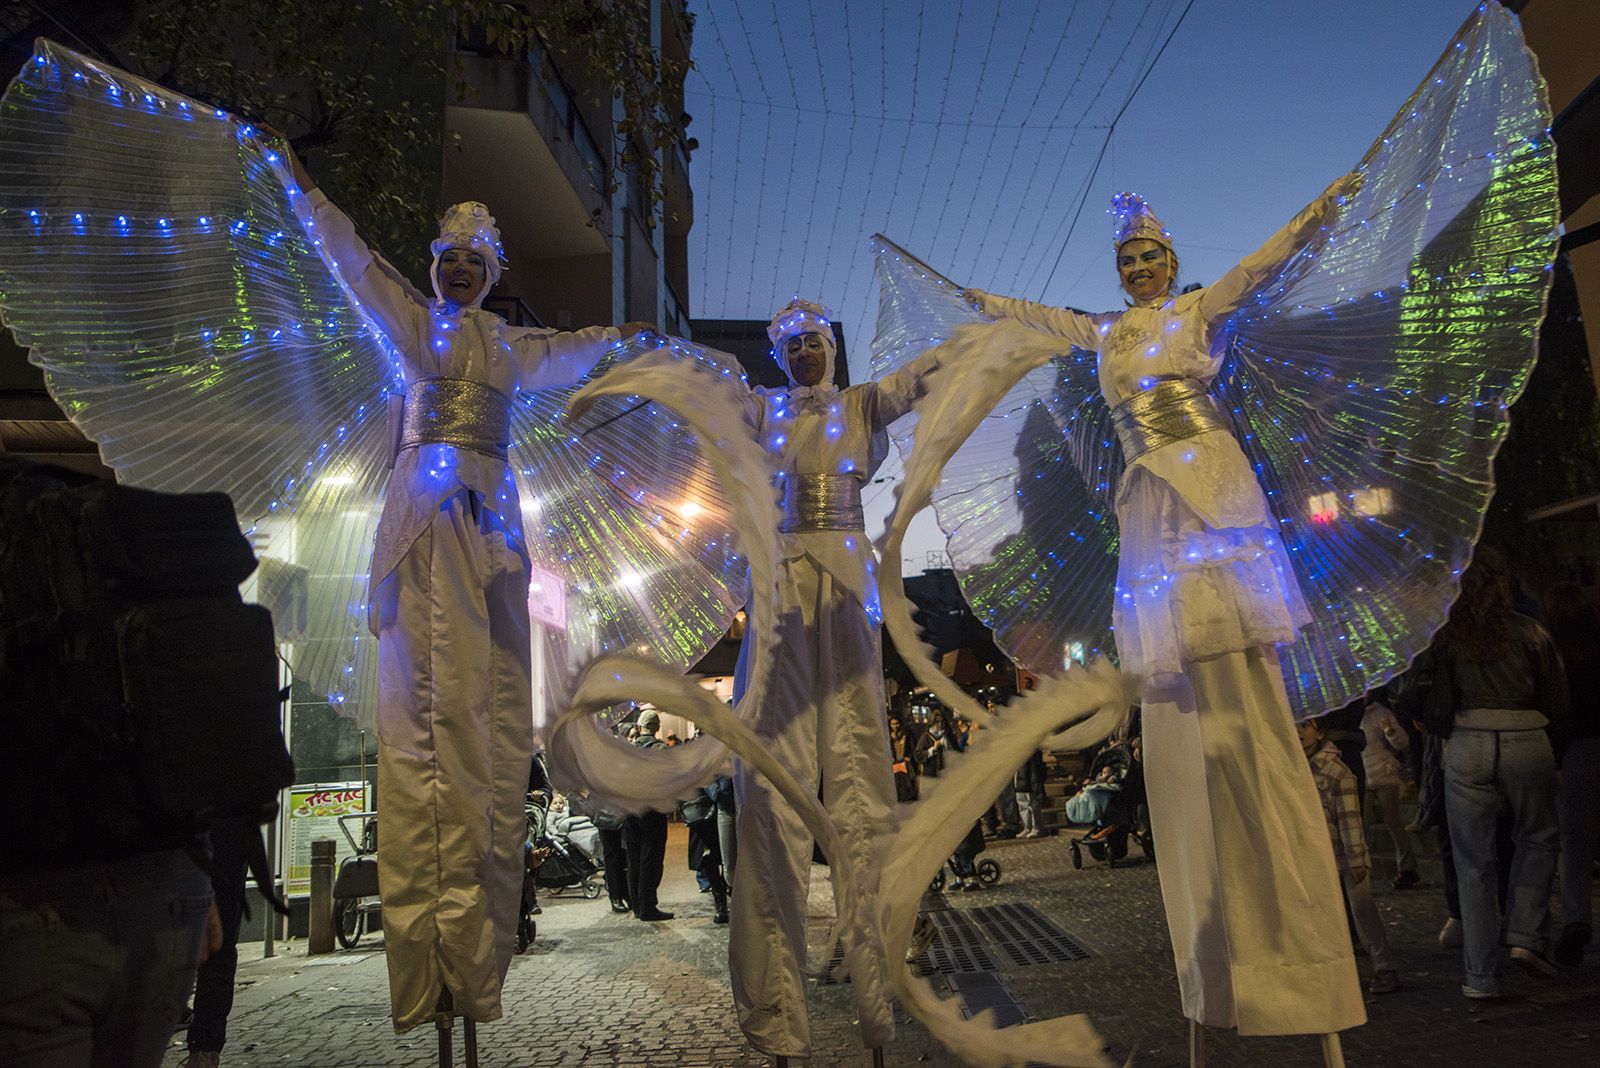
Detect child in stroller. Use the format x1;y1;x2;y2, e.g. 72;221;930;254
518;761;606;951
1064;737;1153;869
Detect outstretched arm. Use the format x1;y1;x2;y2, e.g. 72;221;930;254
875;341;948;426
271;136;428;350
962;288;1109;353
1198;171;1364;323
514;322;658;392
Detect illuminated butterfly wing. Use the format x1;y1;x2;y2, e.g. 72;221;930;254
870;236;1122;674
509;336;751;715
1220;1;1558;716
0;39;399;721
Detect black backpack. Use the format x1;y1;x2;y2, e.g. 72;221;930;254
0;458;293;902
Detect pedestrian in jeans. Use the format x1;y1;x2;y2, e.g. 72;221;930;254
1298;717;1401;995
1014;748;1048;837
1417;548;1567;998
182;816;256;1067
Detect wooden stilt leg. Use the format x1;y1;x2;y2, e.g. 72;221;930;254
1320;1033;1346;1068
463;1018;479;1068
773;1058;788;1068
872;1047;886;1067
1188;1019;1204;1068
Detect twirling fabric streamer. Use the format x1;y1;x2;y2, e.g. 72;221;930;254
865;305;1136;1065
0;40;748;725
871;2;1558;718
556;655;874;986
545;325;1134;1063
544;339;783;812
875;661;1126;1067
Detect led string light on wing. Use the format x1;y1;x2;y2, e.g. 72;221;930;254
1;41;752;725
0;40;405;719
867;1;1558;718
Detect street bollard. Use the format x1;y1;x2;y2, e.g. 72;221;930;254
308;837;337;954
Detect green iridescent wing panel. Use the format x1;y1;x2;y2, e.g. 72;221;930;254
870;236;1121;675
1222;1;1559;716
510;335;751;711
0;40;398;718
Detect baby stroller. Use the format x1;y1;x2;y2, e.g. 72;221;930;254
518;793;605;952
1065;740;1153;869
928;821;1002;892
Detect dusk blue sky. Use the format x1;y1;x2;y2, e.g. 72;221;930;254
685;0;1481;572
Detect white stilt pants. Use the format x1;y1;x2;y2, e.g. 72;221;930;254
374;490;533;1032
1142;647;1365;1035
730;559;897;1057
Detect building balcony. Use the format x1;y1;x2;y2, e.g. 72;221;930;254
446;41;611;266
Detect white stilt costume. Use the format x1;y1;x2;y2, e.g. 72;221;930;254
728;300;940;1056
0;40;751;1037
964;190;1364;1033
870;8;1559;1047
309;196;617;1029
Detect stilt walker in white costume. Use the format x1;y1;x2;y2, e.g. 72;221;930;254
869;4;1558;1060
964;181;1371;1037
282;151;650;1030
724;298;943;1060
0;42;760;1043
545;302;1131;1068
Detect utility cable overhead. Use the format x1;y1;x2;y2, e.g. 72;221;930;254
796;0;840;287
951;0;1051;258
875;0;934;256
1034;0;1198;299
909;0;1008;260
980;0;1120;283
681;88;1113;131
904;1;970;254
1013;0;1167;296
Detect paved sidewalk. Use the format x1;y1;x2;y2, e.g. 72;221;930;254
162;826;1599;1067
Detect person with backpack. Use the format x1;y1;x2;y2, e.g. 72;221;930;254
0;457;291;1068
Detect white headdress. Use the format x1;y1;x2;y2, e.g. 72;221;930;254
430;201;505;305
1110;191;1173;253
766;298;837;387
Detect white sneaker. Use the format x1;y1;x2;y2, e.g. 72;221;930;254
1438;917;1463;948
1510;945;1559;979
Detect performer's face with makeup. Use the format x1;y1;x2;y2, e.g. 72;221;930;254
1117;239;1174;302
438;248;488;304
783;331;829;387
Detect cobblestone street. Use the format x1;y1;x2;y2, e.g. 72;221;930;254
163;827;1599;1067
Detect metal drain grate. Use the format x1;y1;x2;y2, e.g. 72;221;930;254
968;903;1093;968
945;971;1031;1027
318;1004;391;1021
822;903;1092;982
819;940;849;984
916;908;1002;975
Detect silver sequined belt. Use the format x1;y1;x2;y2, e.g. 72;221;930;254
779;473;865;533
1111;377;1229;463
398;377;513;461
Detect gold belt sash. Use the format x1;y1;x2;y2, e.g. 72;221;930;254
779;473;865;533
398;377;513;461
1111;378;1229;463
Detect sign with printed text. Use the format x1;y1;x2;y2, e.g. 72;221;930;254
284;782;370;899
528;564;567;631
